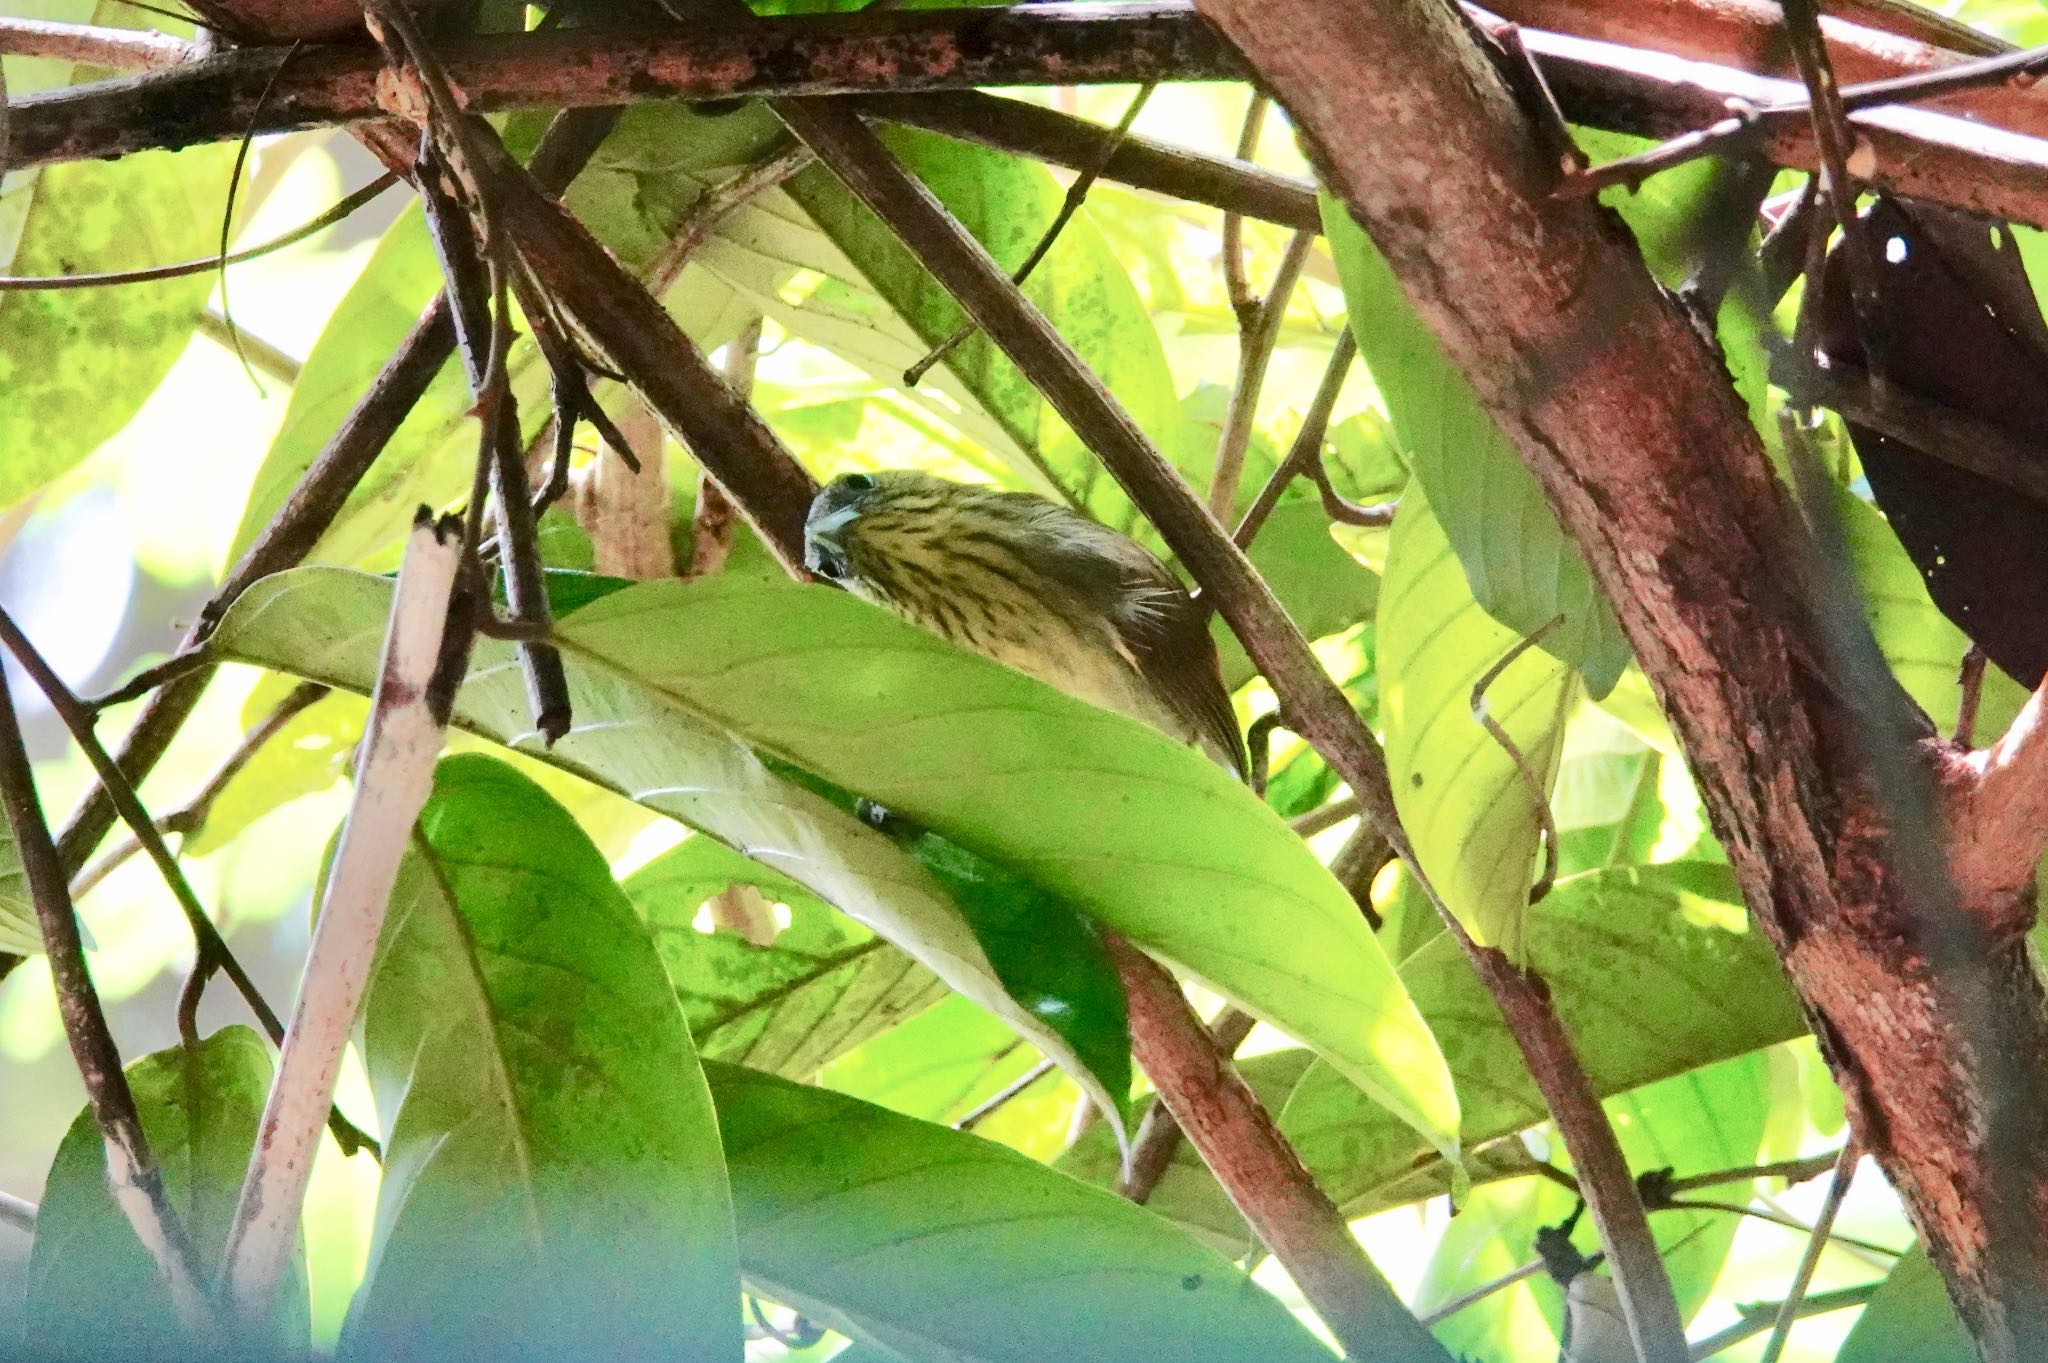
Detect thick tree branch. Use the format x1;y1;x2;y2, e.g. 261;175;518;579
5;4;1244;169
0;17;197;70
1942;677;2048;913
1193;0;2048;1358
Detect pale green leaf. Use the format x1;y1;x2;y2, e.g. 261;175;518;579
25;1027;307;1354
0;142;233;508
533;574;1454;1154
710;1061;1337;1363
1321;196;1628;695
211;567;1130;1133
344;755;738;1360
1837;1247;1971;1363
1382;480;1577;955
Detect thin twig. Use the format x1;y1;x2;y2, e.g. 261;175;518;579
0;173;397;291
1418;1258;1547;1326
0;1189;35;1234
217;40;302;397
1471;616;1564;906
195;311;300;386
905;81;1155;386
70;682;328;902
1655;1151;1842;1196
1760;1142;1863;1363
223;512;470;1325
0;652;207;1328
1956;648;1988;746
1289;794;1360;840
1689;1281;1882;1360
1220;93;1269;327
1230;329;1357;549
953;1057;1056;1131
0;616;376;1157
1208;228;1314;520
864;90;1320;231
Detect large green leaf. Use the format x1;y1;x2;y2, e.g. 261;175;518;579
212;568;1133;1136
625;834;947;1075
1381;481;1576;955
0;139;232;508
782;127;1189;537
539;574;1454;1153
1062;864;1803;1243
24;1027;307;1354
1321;195;1629;697
1837;1246;1971;1363
708;1061;1336;1363
344;755;738;1360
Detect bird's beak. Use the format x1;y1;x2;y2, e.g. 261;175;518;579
804;504;858;580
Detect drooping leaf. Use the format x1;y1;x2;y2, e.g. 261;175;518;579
0;142;234;508
1062;864;1802;1244
24;1027;307;1354
212;567;1134;1139
540;575;1453;1154
709;1060;1337;1363
1818;195;2048;687
1321;195;1629;696
625;834;947;1075
782;127;1189;538
1381;480;1577;956
343;755;739;1361
1837;1246;1972;1363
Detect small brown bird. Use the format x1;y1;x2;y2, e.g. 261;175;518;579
804;470;1247;778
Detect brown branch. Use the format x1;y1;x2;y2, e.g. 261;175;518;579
0;651;206;1323
687;319;761;578
6;5;1246;170
1116;1003;1254;1204
0;16;197;70
1942;673;2048;909
863;90;1320;231
1207;228;1314;519
1687;1281;1883;1360
1195;0;2048;1356
1110;937;1453;1362
1230;328;1357;549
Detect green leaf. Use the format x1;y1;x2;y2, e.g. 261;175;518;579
1413;1179;1560;1362
782;127;1188;537
1320;195;1629;696
538;574;1454;1154
180;680;364;857
212;568;1133;1140
625;835;948;1075
1838;1246;1971;1363
1062;864;1803;1243
0;143;234;509
709;1061;1338;1363
1219;496;1381;690
1381;481;1577;955
344;755;738;1361
25;1026;307;1354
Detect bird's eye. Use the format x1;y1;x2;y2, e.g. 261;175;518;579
837;472;877;494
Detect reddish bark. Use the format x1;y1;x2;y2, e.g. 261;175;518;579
1192;0;2048;1356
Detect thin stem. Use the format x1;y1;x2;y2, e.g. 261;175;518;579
0;650;207;1326
1230;329;1358;549
1117;1004;1256;1204
1689;1281;1882;1360
0;614;376;1157
0;173;397;292
953;1058;1056;1131
0;1189;35;1233
1418;1259;1546;1326
1290;795;1360;840
1221;92;1269;325
904;81;1155;386
1760;1142;1863;1363
1208;229;1314;520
